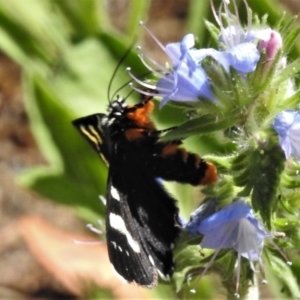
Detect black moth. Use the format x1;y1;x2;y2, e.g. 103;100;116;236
72;94;217;287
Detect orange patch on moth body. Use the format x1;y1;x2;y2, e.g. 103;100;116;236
125;129;145;141
161;144;179;157
200;162;218;185
127;101;155;130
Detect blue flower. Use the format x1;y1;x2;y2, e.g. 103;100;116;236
130;0;276;107
185;198;219;235
209;0;276;75
197;200;270;260
185;199;291;297
188;44;259;74
156;35;215;106
128;31;215;106
273;110;300;160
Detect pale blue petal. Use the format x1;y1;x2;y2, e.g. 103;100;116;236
188;44;259;74
157;66;215;106
189;48;231;72
234;218;269;260
186;199;218;235
180;34;195;59
288;111;300;158
226;43;260;73
165;43;181;66
200;220;240;249
197;201;251;232
274;110;294;138
274;110;300;159
249;28;273;42
220;27;274;45
187;200;270;262
165;34;195;68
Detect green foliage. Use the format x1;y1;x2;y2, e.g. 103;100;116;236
265;251;300;299
167;2;300;298
0;0;149;221
1;0;300;299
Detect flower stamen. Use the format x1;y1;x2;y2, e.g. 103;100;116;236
258;258;267;284
235;254;242;298
190;247;222;294
126;67;157;90
86;223;104;235
267;238;292;266
139;21;166;52
73;221;105;245
129;83;166;98
190;221;237;293
136;46;170;75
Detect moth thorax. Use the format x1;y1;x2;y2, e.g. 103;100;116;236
101;116;112;126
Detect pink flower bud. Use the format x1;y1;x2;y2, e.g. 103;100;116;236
258;30;282;61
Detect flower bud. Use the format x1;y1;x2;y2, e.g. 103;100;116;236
258;30;282;61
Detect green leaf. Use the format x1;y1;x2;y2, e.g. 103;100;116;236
54;0;103;37
173;244;203;292
276;88;300;112
279;195;296;215
273;218;300;230
187;0;211;45
232;141;285;228
0;0;69;66
280;173;300;189
16;30;145;222
19;75;107;221
266;252;300;299
160;114;239;141
277;14;295;35
126;0;150;39
251;145;285;228
283;26;300;55
273;58;300;87
203;20;220;45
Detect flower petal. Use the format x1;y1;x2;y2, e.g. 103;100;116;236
186;199;218;235
200;220;240;249
157;65;215;105
197;201;251;232
226;43;260;73
187;200;270;260
274;110;300;160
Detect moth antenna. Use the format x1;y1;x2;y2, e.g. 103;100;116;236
110;70;155;103
124;89;135;102
110;79;134;102
107;39;137;104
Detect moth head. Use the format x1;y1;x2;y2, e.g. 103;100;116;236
108;96;127;118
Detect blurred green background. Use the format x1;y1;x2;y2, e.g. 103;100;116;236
0;0;299;299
